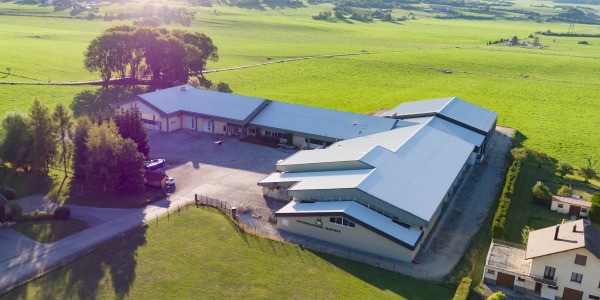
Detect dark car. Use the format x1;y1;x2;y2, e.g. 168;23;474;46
146;159;166;171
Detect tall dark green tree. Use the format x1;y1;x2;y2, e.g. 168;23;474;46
114;106;150;158
115;138;146;194
27;99;57;174
0;113;32;170
53;103;73;178
73;116;92;179
84;121;121;192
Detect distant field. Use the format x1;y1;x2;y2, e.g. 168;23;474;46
4;207;453;299
1;0;600;166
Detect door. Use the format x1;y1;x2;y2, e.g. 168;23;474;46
0;204;5;222
563;287;583;300
203;120;212;133
569;205;581;216
534;282;542;295
496;272;515;289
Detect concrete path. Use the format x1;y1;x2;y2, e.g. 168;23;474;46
0;195;189;293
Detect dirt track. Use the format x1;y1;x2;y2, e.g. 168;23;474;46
413;126;514;280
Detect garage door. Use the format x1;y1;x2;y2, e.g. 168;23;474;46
563;287;583;300
496;272;515;289
569;205;581;216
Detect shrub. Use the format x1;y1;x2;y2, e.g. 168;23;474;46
6;202;23;221
532;181;552;205
555;162;574;178
0;186;16;200
54;206;71;220
557;185;573;197
578;41;589;45
488;291;508;300
452;277;472;300
492;197;510;238
492;157;521;238
521;225;533;245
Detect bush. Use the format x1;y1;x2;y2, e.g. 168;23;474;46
557;185;573;197
54;206;71;220
492;157;521;239
555;162;574;178
532;181;552;205
492;197;511;238
452;277;472;300
6;202;23;221
488;291;507;300
0;186;16;200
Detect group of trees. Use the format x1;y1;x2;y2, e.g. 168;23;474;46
84;25;218;88
73;107;149;194
0;99;149;195
0;100;71;176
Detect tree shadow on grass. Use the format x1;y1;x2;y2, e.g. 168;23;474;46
5;225;148;300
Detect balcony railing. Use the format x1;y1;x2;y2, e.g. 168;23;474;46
529;274;557;286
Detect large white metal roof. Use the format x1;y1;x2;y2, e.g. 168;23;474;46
425;117;485;148
260;168;373;190
138;85;268;123
384;97;498;134
276;200;423;248
249;101;398;140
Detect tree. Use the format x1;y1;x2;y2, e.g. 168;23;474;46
555;161;574;178
510;36;519;44
589;193;600;222
114;138;146;194
53;103;73;178
532;181;552;205
73;116;92;179
532;150;549;168
487;291;508;300
0;113;32;170
533;36;540;46
577;156;598;182
85;121;121;192
27;99;57;174
114;106;150;158
557;185;573;197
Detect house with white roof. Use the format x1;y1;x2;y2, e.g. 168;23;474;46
484;219;600;300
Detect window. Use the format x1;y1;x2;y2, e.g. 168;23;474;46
571;272;583;283
223;125;227;132
517;277;525;282
582;208;588;213
575;254;587;266
329;217;355;228
544;266;556;280
548;285;558;290
266;131;272;137
487;269;495;275
558;204;564;208
589;295;600;300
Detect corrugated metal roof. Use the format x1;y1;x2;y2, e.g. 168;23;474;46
249;101;397;140
259;169;373;190
276;200;423;248
385;97;497;134
425;117;485;147
552;195;592;208
138;85;268;123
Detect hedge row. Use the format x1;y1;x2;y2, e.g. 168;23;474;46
6;203;71;222
492;159;522;239
452;277;472;300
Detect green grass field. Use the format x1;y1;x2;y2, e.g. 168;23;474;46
4;207;453;299
11;219;89;243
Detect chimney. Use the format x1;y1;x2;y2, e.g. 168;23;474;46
554;225;560;240
573;225;577;232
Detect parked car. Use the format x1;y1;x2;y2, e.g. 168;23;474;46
166;176;175;185
146;159;166;171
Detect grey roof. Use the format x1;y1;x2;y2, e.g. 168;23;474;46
384;97;498;134
486;243;531;275
249;101;398;141
276;200;423;250
264;123;475;226
526;219;600;259
137;85;268;124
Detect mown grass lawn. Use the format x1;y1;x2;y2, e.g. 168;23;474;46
4;207;453;299
11;219;89;244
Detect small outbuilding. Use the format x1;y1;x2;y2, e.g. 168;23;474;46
550;195;591;217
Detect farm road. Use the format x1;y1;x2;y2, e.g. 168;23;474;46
413;126;514;280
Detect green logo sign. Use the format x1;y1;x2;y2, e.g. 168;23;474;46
315;218;323;226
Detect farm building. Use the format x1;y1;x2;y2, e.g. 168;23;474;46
259;100;497;262
551;195;591;217
116;85;498;262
